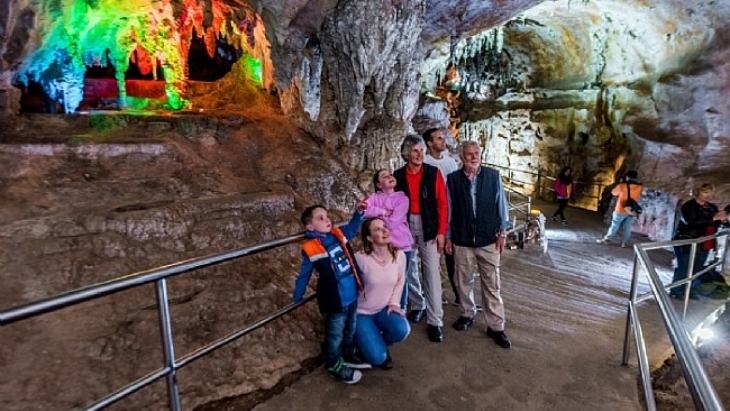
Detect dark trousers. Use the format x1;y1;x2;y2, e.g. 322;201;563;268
552;198;569;221
671;246;709;295
323;301;357;368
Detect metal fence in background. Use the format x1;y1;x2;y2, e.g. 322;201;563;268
485;162;606;211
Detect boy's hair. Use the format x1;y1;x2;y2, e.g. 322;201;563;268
626;170;638;180
725;204;730;214
422;128;439;143
400;135;425;162
301;204;327;225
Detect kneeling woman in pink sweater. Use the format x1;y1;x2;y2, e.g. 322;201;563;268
354;218;411;369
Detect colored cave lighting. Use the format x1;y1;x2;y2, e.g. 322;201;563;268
16;0;264;113
243;55;264;86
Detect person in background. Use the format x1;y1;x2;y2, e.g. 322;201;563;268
364;169;414;310
446;141;513;349
551;166;576;226
596;170;643;248
394;135;449;343
292;203;370;385
354;218;411;370
423;127;461;306
669;183;728;300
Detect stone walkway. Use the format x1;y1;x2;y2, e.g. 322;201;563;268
251;202;718;411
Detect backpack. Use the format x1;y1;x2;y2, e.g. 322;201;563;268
624;181;642;216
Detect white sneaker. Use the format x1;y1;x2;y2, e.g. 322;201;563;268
596;238;610;244
621;242;629;248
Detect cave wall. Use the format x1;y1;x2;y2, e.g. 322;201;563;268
420;0;730;239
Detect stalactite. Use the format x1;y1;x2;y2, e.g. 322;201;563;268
321;0;424;141
14;0;269;112
297;36;323;121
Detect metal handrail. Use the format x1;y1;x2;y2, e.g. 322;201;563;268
0;228;319;410
622;230;729;411
485;162;605;210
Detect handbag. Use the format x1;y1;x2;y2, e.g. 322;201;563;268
624;181;643;216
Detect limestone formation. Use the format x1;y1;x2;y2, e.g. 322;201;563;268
1;0;730;409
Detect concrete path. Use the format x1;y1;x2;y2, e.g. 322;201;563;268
252;202;715;411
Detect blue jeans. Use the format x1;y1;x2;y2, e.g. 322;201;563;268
355;307;410;366
323;302;357;368
671;246;709;295
604;211;634;244
401;251;413;310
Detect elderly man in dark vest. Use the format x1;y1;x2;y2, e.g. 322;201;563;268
393;135;449;343
445;141;512;349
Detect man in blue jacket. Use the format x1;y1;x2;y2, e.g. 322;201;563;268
445;141;513;348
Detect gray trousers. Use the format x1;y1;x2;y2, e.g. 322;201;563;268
408;215;443;327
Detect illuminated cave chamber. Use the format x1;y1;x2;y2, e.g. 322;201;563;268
14;0;271;114
20;37;243;113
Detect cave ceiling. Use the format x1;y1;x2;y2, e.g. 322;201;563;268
1;0;729;195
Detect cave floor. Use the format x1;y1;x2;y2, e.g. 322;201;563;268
251;201;728;411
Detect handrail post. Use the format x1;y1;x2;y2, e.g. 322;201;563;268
156;279;182;411
622;253;641;366
681;243;699;321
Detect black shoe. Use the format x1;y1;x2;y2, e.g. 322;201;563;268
486;327;511;349
407;309;425;323
343;350;372;369
427;325;443;343
670;292;700;301
380;351;393;370
452;316;474;331
327;358;362;384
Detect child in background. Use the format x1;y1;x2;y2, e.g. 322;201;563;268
292;202;370;384
551;166;576;226
364;169;414;310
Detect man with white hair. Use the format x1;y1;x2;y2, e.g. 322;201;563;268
445;141;512;349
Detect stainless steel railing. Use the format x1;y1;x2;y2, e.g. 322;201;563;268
485;162;606;211
0;229;318;411
622;230;729;411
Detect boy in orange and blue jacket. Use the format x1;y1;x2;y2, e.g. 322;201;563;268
292;203;369;384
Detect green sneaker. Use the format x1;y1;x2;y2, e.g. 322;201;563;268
327;358;362;385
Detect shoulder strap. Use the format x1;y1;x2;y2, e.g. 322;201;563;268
625;181;635;201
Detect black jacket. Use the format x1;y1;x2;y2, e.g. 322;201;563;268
674;198;719;240
394;164;440;242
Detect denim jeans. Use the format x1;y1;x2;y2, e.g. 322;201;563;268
671;246;709;295
604;211;634;244
323;301;357;368
401;251;413;310
355;307;410;366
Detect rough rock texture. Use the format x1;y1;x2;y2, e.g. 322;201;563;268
2;0;730;409
0;109;364;411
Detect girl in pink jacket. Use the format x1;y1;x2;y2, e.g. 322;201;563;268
364;169;414;309
551;166;576;225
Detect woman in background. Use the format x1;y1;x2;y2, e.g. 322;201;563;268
670;183;728;299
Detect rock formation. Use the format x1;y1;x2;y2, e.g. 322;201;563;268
1;0;730;409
